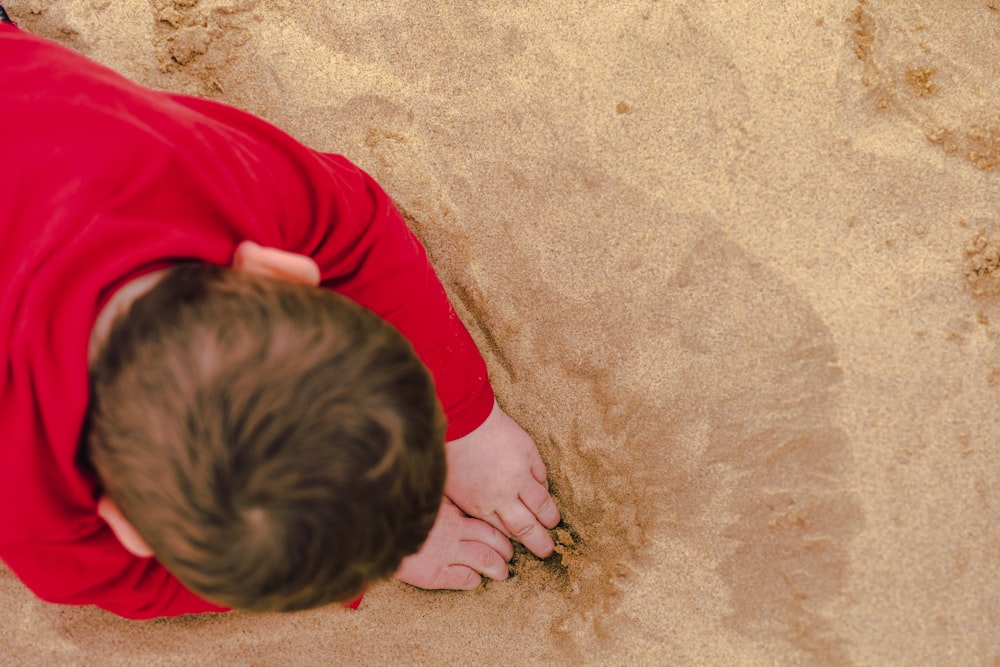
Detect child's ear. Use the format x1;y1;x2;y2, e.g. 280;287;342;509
96;496;155;558
232;241;321;286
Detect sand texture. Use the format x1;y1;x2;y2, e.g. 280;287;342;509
3;0;1000;665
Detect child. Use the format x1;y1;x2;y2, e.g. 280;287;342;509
0;20;560;619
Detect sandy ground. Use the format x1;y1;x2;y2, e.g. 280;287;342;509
3;0;1000;665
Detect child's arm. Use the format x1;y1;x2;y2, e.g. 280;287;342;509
302;154;496;440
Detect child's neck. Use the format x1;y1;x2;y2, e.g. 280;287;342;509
88;270;168;366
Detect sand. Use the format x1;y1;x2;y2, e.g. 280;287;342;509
3;0;999;664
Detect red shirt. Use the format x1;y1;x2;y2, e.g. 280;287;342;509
0;27;493;618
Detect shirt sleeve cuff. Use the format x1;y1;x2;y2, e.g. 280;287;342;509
444;380;495;441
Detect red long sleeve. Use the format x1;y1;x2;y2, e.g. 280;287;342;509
0;26;492;618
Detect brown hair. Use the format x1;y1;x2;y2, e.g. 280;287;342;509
87;263;446;611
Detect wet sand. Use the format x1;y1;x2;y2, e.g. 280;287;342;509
3;1;999;664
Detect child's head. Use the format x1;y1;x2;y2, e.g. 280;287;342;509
87;263;446;611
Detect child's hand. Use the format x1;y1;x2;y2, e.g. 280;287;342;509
394;497;513;590
445;401;561;558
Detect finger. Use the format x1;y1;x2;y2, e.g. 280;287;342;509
499;506;556;558
463;517;514;561
437;566;482;591
530;455;548;486
519;482;561;529
456;541;510;582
